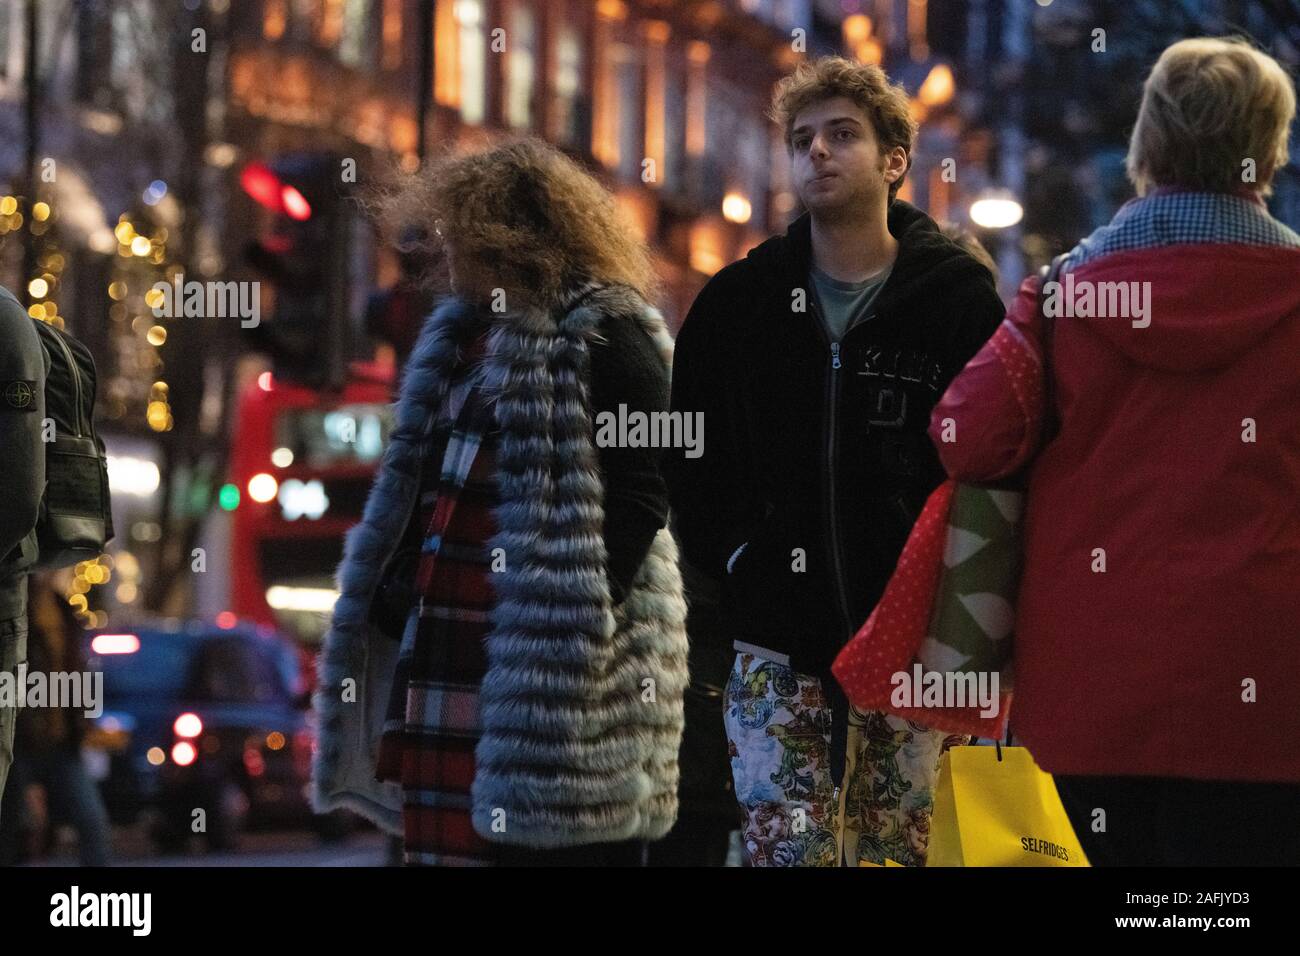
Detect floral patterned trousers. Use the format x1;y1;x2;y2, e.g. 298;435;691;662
724;652;968;867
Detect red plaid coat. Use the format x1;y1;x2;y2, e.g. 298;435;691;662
374;324;503;865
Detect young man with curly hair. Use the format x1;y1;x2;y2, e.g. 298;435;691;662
666;56;1004;867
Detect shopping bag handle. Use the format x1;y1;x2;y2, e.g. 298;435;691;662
975;721;1014;762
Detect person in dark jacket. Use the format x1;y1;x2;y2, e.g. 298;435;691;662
665;56;1002;867
0;283;48;818
0;571;111;865
646;554;739;867
365;226;437;375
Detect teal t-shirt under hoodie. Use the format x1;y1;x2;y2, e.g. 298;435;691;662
810;264;890;342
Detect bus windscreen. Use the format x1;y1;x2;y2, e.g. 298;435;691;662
273;403;394;468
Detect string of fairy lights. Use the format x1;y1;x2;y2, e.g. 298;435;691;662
2;190;165;628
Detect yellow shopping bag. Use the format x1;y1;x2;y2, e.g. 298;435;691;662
927;745;1089;867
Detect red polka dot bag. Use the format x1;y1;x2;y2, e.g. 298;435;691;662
831;478;1013;738
833;255;1069;738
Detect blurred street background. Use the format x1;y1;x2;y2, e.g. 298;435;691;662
0;0;1296;865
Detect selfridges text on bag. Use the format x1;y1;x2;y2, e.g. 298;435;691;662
927;743;1089;867
30;318;114;568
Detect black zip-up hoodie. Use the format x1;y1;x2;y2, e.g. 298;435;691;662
666;200;1004;682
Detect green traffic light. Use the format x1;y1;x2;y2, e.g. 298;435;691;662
218;483;240;511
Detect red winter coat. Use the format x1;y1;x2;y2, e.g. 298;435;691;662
929;190;1300;783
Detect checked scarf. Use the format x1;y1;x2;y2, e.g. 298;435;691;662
374;323;506;865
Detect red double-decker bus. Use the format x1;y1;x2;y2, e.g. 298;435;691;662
225;363;396;651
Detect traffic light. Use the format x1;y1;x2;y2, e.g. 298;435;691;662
241;152;351;389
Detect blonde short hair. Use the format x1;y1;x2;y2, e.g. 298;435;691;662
1127;37;1296;197
769;56;917;201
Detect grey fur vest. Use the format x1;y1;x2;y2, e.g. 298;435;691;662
310;282;690;847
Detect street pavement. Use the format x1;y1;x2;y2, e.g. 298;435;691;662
15;825;392;867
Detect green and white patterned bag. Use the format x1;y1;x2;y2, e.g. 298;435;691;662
918;254;1069;685
918;483;1024;679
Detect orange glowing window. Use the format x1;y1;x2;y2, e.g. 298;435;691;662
434;0;460;108
317;0;345;46
506;2;538;130
685;42;709;158
642;21;670;188
592;32;619;168
908;0;929;61
382;0;403;69
264;0;288;40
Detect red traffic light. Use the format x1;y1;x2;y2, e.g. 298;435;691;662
240;161;313;221
281;185;312;221
240;162;282;210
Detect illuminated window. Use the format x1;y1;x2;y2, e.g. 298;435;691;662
264;0;288;40
614;43;643;181
551;21;585;146
317;0;345;47
592;1;627;169
338;0;369;66
506;2;537;130
685;42;709;158
642;21;669;189
918;64;953;107
435;0;458;107
739;0;804;29
458;0;486;125
276;405;395;468
109;5;133;95
909;0;929;62
689;219;725;275
382;0;402;69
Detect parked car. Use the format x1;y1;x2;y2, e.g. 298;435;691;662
83;619;351;851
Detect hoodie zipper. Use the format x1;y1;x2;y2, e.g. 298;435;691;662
810;298;855;636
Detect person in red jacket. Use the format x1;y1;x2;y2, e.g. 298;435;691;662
930;37;1300;866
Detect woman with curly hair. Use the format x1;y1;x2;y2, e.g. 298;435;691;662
312;137;690;866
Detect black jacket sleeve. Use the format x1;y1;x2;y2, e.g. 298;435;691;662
588;314;671;604
950;272;1006;374
662;274;761;581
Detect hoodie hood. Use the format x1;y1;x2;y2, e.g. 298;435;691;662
1056;190;1300;373
1063;243;1300;373
745;200;998;312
